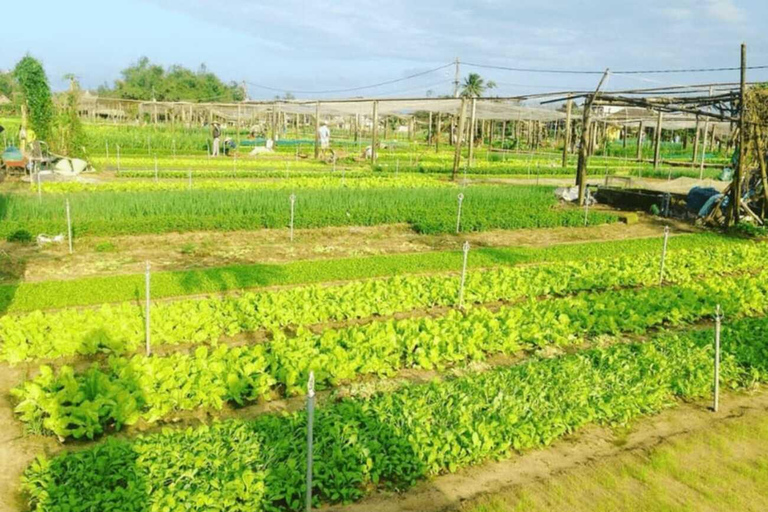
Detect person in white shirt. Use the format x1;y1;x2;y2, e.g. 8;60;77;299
318;121;331;158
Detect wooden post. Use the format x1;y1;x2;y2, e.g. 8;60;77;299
371;101;379;164
428;111;433;145
700;87;713;179
452;98;468;180
692;116;700;164
653;110;664;170
636;121;644;161
354;113;360;143
562;99;573;168
501;121;507;149
576;70;610;206
489;120;495;150
314;102;320;159
468;97;477;165
435;113;441;152
732;43;747;225
408;117;414;142
237;104;242;148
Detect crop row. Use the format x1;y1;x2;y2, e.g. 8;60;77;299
13;270;768;440
35;175;452;194
2;240;760;363
21;314;768;511
0;186;617;239
0;233;728;313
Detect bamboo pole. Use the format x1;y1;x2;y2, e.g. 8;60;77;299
653;110;664;170
314;102;320;159
371;101;379;164
468;97;477;165
452;98;468;181
562;99;573;168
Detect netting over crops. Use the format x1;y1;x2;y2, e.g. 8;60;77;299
82;96;566;123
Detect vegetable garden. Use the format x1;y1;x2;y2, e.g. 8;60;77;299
0;87;764;512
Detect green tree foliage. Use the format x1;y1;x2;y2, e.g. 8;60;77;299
13;56;55;140
461;73;497;98
98;57;245;102
0;70;15;98
55;76;87;157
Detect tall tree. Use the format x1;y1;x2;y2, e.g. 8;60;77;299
13;56;55;140
460;73;497;98
98;57;245;102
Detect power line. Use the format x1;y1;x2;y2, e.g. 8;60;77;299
246;63;453;95
464;61;768;75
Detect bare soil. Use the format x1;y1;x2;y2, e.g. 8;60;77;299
0;214;696;284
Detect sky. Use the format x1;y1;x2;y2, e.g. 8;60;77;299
2;0;767;100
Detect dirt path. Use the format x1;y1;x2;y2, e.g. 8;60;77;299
325;390;768;512
1;214;696;284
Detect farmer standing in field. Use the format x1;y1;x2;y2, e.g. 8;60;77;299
211;122;221;156
318;121;331;159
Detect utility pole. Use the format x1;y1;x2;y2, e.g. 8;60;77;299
454;57;461;98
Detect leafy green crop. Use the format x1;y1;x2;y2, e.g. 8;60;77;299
13;270;768;439
0;186;616;239
0;233;734;314
2;241;761;363
21;315;768;511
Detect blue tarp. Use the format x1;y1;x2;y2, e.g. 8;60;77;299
2;145;23;162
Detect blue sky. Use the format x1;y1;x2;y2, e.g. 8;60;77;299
2;0;766;99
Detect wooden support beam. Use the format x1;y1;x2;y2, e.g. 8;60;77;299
653;110;663;170
371;100;379;164
576;69;610;206
452;98;468;181
562;99;573;168
314;102;320;159
692;116;700;164
731;43;748;225
435;113;441;152
468;97;477;165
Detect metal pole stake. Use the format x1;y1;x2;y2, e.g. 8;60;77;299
659;226;670;285
66;199;73;254
145;261;151;356
458;241;470;309
456;193;465;234
306;371;315;512
714;304;721;412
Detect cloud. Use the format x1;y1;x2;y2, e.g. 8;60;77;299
659;7;692;21
705;0;744;23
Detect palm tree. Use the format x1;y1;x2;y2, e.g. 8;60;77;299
460;73;496;98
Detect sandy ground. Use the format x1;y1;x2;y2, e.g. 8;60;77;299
1;214;697;284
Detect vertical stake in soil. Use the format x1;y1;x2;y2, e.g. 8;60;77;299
714;304;721;412
37;169;42;202
659;226;670;285
458;241;470;309
65;199;73;254
583;189;590;226
145;261;151;357
290;193;296;242
306;371;315;512
456;193;465;234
